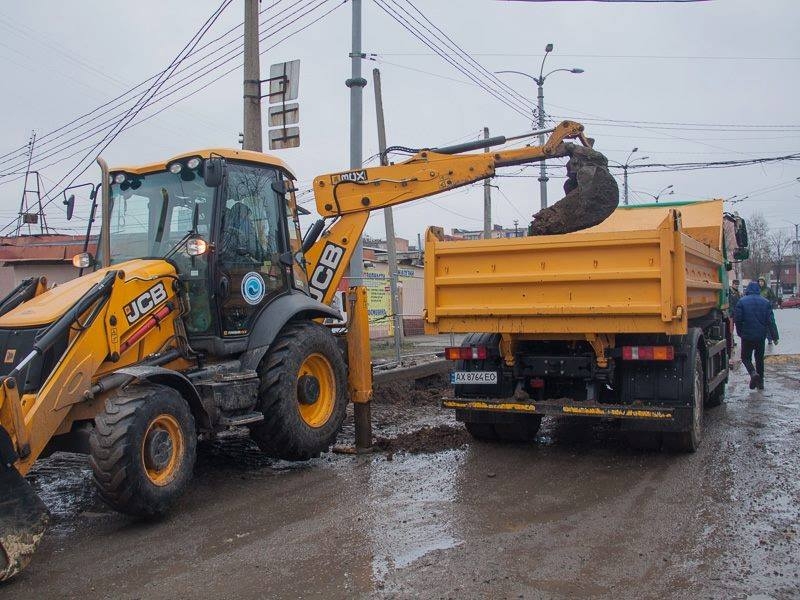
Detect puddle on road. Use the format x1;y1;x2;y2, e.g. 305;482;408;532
365;449;465;583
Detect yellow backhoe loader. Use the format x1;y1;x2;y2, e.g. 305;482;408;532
0;120;618;581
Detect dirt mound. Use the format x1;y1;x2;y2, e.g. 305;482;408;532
373;424;469;455
373;374;450;406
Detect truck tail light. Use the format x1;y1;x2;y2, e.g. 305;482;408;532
445;346;488;361
621;346;675;361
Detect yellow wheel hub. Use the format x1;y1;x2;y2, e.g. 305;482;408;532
297;353;335;428
142;414;184;486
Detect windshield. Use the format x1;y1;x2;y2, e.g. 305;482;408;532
107;167;214;264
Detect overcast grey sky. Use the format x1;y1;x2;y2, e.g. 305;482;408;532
0;0;798;242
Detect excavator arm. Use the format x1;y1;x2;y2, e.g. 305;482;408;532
305;120;617;305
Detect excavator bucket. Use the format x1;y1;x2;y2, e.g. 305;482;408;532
0;459;49;582
529;142;620;235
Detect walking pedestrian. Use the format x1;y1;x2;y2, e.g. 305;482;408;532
734;281;780;390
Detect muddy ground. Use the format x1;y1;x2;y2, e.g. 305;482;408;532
2;330;800;598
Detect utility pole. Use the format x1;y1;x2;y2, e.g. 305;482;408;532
242;0;262;151
536;81;548;211
483;127;492;238
622;166;629;206
346;0;367;287
373;68;402;365
347;0;370;450
792;222;800;297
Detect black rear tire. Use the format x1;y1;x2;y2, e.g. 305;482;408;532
463;414;541;443
89;384;197;517
705;381;725;408
625;430;662;451
464;421;498;441
493;415;542;442
249;321;348;460
664;352;704;453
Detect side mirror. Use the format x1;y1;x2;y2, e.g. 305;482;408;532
203;157;225;187
733;247;750;261
63;194;75;221
734;217;748;249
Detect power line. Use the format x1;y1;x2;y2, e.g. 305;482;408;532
0;0;234;235
0;0;309;175
372;0;534;121
0;0;338;181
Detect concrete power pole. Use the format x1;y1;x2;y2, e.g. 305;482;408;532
373;68;402;365
346;0;366;286
537;82;548;210
793;222;800;296
242;0;263;151
347;0;370;449
483;127;492;238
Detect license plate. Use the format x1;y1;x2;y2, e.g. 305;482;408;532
451;371;498;385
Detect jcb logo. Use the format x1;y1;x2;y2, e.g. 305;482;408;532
309;243;344;302
330;170;367;185
123;282;168;325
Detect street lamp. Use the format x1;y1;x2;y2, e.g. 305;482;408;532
636;184;674;204
788;220;800;297
608;147;650;205
724;195;750;205
496;42;584;211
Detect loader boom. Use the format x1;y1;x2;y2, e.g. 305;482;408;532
306;120;591;305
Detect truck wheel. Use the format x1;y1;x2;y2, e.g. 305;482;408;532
664;352;704;453
250;321;347;460
89;384;197;517
464;421;498;441
493;415;542;442
705;380;725;408
625;431;662;451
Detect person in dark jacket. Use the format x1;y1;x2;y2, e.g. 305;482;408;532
734;281;780;390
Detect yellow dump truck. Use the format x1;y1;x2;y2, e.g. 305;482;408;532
425;199;749;451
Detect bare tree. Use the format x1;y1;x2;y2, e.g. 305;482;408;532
769;228;792;288
742;212;770;280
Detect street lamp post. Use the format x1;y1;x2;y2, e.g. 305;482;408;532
609;147;650;205
636;184;674;204
496;43;583;211
789;221;800;297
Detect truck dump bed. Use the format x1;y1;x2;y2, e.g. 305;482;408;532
424;199;727;337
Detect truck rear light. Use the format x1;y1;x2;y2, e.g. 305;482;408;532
444;346;488;360
621;346;675;361
529;378;545;389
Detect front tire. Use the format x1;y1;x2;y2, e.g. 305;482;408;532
89;384;197;517
250;321;348;460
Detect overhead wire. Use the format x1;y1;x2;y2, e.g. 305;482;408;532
0;0;325;177
0;0;234;235
372;0;534;121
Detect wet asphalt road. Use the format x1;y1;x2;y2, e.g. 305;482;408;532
2;310;799;600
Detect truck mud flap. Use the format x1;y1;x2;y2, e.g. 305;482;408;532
0;453;49;581
444;398;680;424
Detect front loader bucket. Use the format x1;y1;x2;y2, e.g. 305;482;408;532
0;461;49;582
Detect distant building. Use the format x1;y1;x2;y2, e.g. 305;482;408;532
0;235;94;296
450;223;526;240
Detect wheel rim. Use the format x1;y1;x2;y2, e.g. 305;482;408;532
297;353;335;428
142;414;184;486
